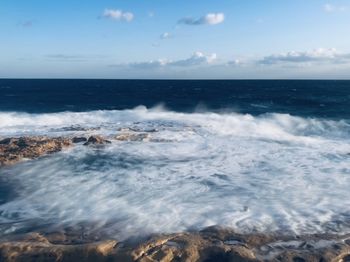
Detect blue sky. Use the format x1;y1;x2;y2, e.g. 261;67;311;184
1;0;350;79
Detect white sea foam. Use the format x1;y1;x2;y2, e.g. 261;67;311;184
0;107;350;239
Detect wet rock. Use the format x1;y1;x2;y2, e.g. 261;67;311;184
83;136;111;146
0;138;12;145
115;133;151;142
0;137;72;166
0;233;121;262
1;229;350;261
131;228;350;262
72;137;88;143
132;232;257;262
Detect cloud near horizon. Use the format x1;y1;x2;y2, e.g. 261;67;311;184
111;52;218;70
46;48;350;70
102;9;134;22
258;48;350;65
178;13;225;25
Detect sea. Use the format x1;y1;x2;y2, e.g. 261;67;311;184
0;79;350;240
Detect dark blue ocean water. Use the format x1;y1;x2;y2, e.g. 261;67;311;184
0;79;350;119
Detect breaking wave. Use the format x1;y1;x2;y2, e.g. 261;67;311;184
0;107;350;239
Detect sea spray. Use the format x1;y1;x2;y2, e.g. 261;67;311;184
0;107;350;239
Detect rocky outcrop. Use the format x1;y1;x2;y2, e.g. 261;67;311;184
0;137;72;166
130;227;350;262
0;131;164;167
1;227;350;262
72;137;88;143
83;136;111;146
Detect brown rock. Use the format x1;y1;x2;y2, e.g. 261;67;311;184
0;137;72;166
1;229;350;261
0;237;120;262
131;231;257;262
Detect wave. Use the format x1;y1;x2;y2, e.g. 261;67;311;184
0;107;350;239
0;106;349;139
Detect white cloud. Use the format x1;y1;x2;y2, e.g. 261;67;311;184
178;13;225;25
112;52;218;70
128;59;169;69
224;48;350;68
108;48;350;78
228;59;242;66
258;48;350;65
160;32;172;39
102;9;134;22
170;52;217;66
323;3;346;12
204;13;225;25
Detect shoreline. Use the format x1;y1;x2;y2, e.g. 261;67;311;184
0;226;350;261
1;135;350;261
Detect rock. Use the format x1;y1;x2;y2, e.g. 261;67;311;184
0;138;12;145
0;233;121;262
131;232;257;262
0;137;72;166
72;137;88;143
83;136;111;146
1;229;350;261
130;228;350;262
115;133;151;142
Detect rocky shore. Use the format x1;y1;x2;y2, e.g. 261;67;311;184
1;134;350;261
0;131;154;167
0;227;350;262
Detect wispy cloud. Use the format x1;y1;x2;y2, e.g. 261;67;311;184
45;54;106;62
170;52;217;66
160;32;172;40
323;3;346;12
225;48;350;69
178;13;225;25
45;54;89;62
252;48;350;66
111;52;218;70
18;20;34;28
227;59;243;66
110;48;350;72
101;9;134;22
259;48;349;64
127;59;169;69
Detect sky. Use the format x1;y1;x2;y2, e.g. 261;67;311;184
1;0;350;79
